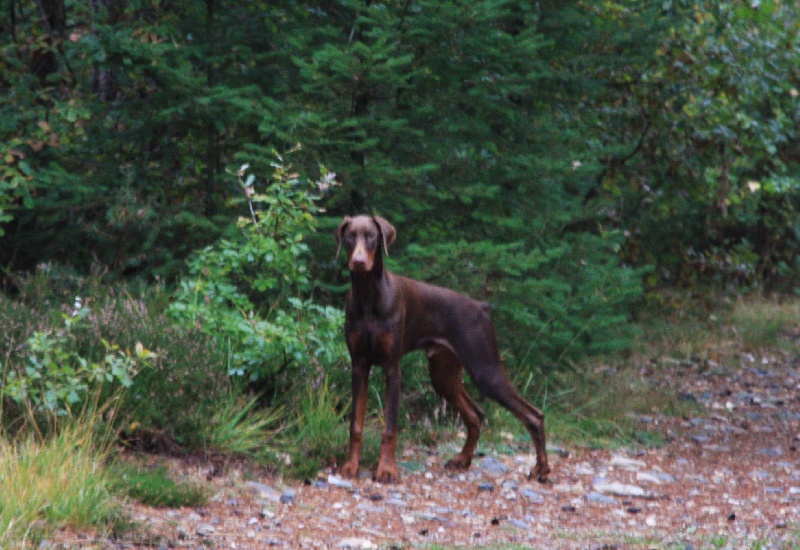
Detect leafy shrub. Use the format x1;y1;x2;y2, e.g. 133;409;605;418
1;297;154;418
86;296;237;452
0;272;237;453
168;154;348;400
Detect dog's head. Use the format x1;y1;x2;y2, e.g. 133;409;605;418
336;215;396;273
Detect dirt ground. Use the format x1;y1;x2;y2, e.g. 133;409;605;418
46;348;800;549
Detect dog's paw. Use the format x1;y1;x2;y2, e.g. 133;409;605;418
339;460;360;479
444;454;472;471
529;463;551;483
374;465;399;484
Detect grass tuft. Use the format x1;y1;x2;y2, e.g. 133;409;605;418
202;392;284;457
0;419;123;546
285;378;361;479
110;463;208;508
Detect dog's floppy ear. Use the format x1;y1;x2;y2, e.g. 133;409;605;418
372;215;396;256
335;216;352;260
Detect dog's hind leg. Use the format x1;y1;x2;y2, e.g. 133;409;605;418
468;367;550;482
427;347;484;470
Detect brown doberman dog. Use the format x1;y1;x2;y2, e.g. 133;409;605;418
335;215;550;484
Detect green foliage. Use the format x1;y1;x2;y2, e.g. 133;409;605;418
0;270;241;453
168;155;347;390
4;3;800;484
0;415;123;546
110;463;208;509
593;1;800;289
277;0;646;372
2;0;800;294
201;393;284;457
1;298;154;418
284;378;353;479
0;0;231;276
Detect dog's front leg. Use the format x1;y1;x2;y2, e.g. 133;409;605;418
375;360;401;483
340;360;370;479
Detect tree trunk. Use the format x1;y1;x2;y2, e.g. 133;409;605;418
33;0;66;82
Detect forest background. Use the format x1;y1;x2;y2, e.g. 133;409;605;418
2;0;800;495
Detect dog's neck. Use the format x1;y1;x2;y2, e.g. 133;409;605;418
349;254;391;310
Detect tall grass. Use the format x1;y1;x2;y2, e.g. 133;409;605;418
202;392;285;456
286;379;353;478
730;295;800;352
639;291;800;362
0;417;122;546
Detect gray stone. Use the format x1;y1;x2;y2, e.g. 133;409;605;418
501;479;519;491
479;457;509;475
548;445;569;457
637;471;676;484
508;518;532;530
519;488;544;503
416;512;446;522
610;455;646;469
196;525;215;537
592;479;646;497
585;492;618;505
327;474;354;489
355;503;385;513
337;538;377;549
247;481;282;502
757;447;783;457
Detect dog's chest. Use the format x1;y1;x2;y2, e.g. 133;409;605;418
346;314;398;363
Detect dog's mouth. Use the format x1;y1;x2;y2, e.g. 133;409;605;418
348;260;371;273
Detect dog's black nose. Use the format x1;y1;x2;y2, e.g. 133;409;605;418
350;253;368;271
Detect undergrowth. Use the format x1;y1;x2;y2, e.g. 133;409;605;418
109;463;208;508
201;392;285;457
640;291;800;363
1;280;798;546
0;414;123;547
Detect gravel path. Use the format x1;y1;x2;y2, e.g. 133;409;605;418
52;350;800;549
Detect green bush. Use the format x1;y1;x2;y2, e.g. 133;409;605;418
0;297;154;420
0;272;239;453
168;155;348;401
